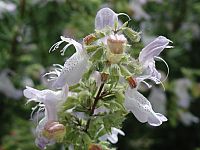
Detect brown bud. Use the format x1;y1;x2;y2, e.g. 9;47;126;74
84;34;96;45
101;73;109;82
43;121;66;142
88;144;102;150
127;76;137;88
107;34;127;54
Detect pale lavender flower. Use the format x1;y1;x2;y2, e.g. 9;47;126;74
174;78;199;125
138;36;172;84
95;7;130;30
137;0;163;5
23;84;68;149
124;87;167;126
95;8;130;64
179;111;199;126
45;36;88;89
95;8;126;45
129;1;150;20
0;70;22;100
95;8;118;30
174;78;192;109
99;127;125;144
0;1;16;18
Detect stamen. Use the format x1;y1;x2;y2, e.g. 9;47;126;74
154;56;169;82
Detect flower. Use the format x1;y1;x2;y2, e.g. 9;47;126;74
138;36;172;84
129;1;150;20
0;1;16;18
107;34;127;54
0;70;22;100
179;111;199;126
95;8;118;31
124;87;167;126
95;8;130;64
174;78;199;125
23;84;68;149
88;144;102;150
99;127;125;144
45;36;88;89
174;78;192;109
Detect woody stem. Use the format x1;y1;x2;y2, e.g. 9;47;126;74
84;83;105;132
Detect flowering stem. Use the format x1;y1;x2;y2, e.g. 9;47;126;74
85;83;105;132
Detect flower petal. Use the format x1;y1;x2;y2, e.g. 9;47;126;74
51;51;88;88
98;127;124;144
139;36;172;63
95;7;118;30
124;88;167;126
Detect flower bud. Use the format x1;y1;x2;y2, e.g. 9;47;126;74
123;27;141;43
88;144;102;150
107;34;127;54
127;76;137;88
42;121;66;142
84;34;96;45
101;72;109;82
106;34;127;64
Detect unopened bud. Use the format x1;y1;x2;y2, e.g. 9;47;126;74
84;34;96;45
88;144;102;150
101;72;109;82
107;34;127;54
123;27;141;43
127;76;137;88
43;121;66;142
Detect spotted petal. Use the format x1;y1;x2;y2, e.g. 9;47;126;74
124;88;167;126
50;51;88;88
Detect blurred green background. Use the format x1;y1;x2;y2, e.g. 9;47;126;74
0;0;200;149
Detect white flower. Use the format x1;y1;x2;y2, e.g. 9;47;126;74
137;0;163;5
179;111;199;126
99;127;125;144
95;8;130;64
124;87;167;126
0;70;22;100
95;8;118;30
129;0;163;20
138;36;172;84
45;36;88;88
129;1;150;20
95;8;129;42
23;84;68;149
174;78;192;109
0;1;16;18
